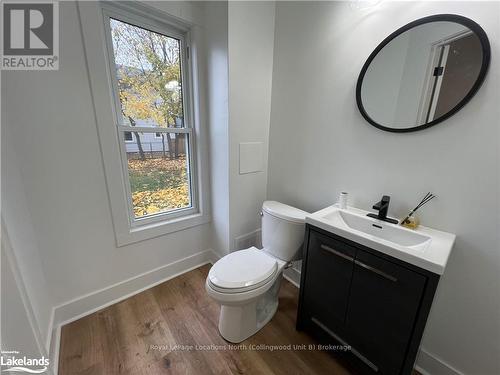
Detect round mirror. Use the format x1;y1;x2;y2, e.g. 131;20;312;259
356;14;490;132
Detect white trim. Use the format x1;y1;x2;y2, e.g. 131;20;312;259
48;248;218;372
234;228;262;250
120;126;190;134
278;261;459;375
416;348;465;375
416;29;474;125
78;1;210;247
45;307;55;354
100;1;192;37
102;4;200;231
43;248;462;375
416;42;442;125
283;267;301;288
123;130;134;142
52;249;214;326
415;364;432;375
1;222;53;374
49;324;61;375
426;44;450;122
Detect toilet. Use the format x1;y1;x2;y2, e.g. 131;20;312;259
206;201;308;343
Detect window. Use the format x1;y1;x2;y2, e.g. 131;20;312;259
124;131;133;142
72;0;215;247
104;14;197;226
80;2;208;244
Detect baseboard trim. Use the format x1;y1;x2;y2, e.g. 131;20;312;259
48;248;218;373
415;364;431;375
45;307;55;353
1;224;50;362
416;348;464;375
279;267;461;375
49;324;61;375
283;269;301;288
234;228;262;250
52;249;215;327
46;249;463;375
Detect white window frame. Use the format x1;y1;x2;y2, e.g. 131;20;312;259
124;131;134;142
154;132;162;139
103;9;199;227
78;1;210;246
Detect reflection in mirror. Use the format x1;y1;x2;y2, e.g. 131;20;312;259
357;16;489;132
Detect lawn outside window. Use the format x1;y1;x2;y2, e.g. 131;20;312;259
79;1;209;245
107;15;196;225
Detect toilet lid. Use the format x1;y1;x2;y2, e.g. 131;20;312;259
208;247;278;290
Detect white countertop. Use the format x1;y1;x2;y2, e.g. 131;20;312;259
306;205;456;275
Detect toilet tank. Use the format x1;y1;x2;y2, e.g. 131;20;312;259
261;201;308;262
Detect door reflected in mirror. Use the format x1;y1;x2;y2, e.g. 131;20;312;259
357;15;490;132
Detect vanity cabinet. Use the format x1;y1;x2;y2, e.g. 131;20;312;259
303;231;355;330
297;225;440;375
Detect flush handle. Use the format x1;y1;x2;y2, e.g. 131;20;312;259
320;244;354;262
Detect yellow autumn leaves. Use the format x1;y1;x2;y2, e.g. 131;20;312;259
128;157;190;218
132;185;189;217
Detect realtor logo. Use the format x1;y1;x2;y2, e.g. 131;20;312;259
1;350;50;373
1;1;59;70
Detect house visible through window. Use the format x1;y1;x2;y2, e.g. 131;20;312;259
107;17;195;223
124;131;133;141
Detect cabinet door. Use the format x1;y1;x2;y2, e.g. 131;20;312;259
346;250;426;374
303;230;356;331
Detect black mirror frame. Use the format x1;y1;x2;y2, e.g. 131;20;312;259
356;14;491;133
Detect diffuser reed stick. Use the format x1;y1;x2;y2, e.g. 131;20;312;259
401;192;436;225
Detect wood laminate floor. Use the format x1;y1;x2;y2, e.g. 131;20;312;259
59;264;354;374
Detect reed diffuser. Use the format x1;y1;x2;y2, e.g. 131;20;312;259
401;192;436;228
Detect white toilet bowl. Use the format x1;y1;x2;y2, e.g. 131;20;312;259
206;201;308;343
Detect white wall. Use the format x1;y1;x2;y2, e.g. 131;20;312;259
267;2;499;374
2;0;212;308
362;31;409;125
4;2;499;374
1;116;53;348
1;233;50;374
204;1;230;256
228;1;276;250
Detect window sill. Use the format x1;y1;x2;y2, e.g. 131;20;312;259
115;211;210;247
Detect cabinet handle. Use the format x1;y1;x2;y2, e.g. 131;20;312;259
354;260;398;282
311;317;379;372
320;244;354;262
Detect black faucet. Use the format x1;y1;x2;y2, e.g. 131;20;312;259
367;195;399;224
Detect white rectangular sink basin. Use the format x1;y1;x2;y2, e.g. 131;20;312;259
306;205;456;274
324;209;431;249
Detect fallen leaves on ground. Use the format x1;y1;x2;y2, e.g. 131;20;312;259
127;156;190;217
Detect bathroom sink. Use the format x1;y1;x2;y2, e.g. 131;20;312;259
306;205;455;274
323;209;431;249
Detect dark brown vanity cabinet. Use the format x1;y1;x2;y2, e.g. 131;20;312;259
297;225;440;375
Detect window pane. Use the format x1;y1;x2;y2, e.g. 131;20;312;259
110;18;185;128
124;131;133;141
125;132;191;219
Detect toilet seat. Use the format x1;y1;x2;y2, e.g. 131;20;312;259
208;247;278;293
206;201;307;343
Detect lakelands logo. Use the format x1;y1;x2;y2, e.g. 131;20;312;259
1;1;59;70
1;351;49;373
